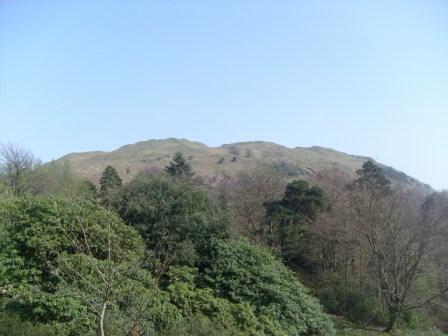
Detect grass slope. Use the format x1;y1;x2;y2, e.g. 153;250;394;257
54;138;429;190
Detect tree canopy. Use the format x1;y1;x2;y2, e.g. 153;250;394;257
263;180;327;263
116;175;230;274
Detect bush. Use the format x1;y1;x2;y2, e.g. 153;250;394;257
202;239;335;336
165;266;267;335
400;310;431;330
160;315;247;336
0;312;57;336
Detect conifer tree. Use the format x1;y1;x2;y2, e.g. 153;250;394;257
264;180;327;262
164;152;195;180
99;165;122;201
353;160;391;194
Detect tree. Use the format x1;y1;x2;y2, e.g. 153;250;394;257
349;161;448;331
79;179;98;200
26;161;97;199
99;166;122;202
116;175;230;279
263;180;327;264
219;168;285;241
349;160;392;293
165;152;195;180
0;143;40;196
0;197;146;336
52;201;141;336
354;160;391;192
309;169;354;277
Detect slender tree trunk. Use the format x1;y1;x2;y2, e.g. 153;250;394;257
98;301;107;336
344;251;349;287
384;310;398;332
377;264;382;302
358;247;363;287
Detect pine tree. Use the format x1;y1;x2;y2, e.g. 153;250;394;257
164;152;195;180
99;166;122;201
264;180;327;262
354;160;391;193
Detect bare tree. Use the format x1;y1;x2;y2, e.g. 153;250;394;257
45;200;142;336
349;162;448;331
310;169;356;277
221;168;286;241
0;143;40;195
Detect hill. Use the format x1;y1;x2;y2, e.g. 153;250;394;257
55;138;430;190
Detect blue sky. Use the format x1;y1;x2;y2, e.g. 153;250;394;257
0;1;447;190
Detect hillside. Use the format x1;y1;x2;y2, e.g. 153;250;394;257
56;138;430;190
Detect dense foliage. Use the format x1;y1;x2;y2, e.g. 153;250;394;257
203;239;335;336
0;197;152;334
0;168;336;335
264;180;327;264
116;175;230;272
1;146;446;335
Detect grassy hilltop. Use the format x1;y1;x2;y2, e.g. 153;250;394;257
56;138;428;190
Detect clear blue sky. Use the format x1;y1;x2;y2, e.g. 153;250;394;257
1;1;447;190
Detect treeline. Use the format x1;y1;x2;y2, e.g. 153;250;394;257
219;159;448;332
0;144;447;335
0;145;334;336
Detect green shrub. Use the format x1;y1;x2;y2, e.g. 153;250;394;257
160;315;248;336
400;310;431;330
0;312;57;336
165;266;275;335
202;239;335;336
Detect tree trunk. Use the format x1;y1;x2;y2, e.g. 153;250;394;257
98;301;107;336
377;264;382;302
384;308;399;332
